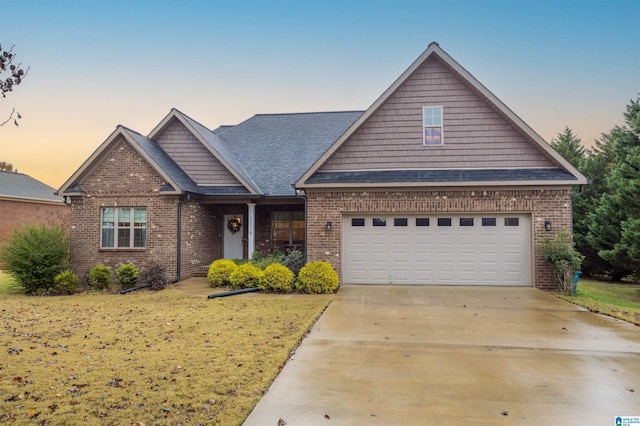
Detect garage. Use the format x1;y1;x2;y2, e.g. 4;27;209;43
342;214;531;286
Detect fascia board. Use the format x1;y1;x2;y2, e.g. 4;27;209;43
299;180;582;189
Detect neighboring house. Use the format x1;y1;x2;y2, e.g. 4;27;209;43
58;43;587;289
0;170;69;244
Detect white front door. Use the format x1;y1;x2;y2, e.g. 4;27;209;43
223;214;244;259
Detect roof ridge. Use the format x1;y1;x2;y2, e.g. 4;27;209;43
0;169;27;177
253;110;365;117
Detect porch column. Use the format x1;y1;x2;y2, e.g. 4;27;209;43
247;202;256;259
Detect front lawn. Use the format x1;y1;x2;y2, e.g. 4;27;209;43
559;278;640;326
0;271;21;296
0;288;331;424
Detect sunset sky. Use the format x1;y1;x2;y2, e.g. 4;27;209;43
1;0;639;188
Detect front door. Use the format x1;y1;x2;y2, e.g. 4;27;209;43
223;214;244;259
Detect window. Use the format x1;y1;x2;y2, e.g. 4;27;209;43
416;218;430;227
437;218;452;226
351;218;365;227
101;208;146;248
394;218;408;227
460;218;474;227
423;106;443;146
373;218;387;227
482;218;497;226
272;211;305;245
505;217;520;227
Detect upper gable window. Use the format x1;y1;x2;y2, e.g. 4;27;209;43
423;106;443;146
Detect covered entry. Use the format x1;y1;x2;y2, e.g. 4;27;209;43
342;214;531;285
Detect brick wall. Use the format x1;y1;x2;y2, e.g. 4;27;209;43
0;199;70;245
305;188;573;290
68;137;200;281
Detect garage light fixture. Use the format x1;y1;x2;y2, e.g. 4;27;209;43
544;220;552;232
325;221;333;231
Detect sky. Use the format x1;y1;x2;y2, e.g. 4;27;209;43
1;0;639;188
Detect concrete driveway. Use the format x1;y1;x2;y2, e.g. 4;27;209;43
243;285;640;425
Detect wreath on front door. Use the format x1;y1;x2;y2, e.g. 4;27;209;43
227;217;242;234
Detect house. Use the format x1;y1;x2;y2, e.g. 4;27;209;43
57;43;587;289
0;170;69;244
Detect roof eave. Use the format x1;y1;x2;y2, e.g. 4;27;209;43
298;179;585;189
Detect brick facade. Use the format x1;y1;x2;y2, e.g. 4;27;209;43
0;198;69;245
305;188;573;290
68;138;224;281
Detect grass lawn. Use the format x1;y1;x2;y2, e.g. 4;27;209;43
0;271;22;296
559;278;640;326
0;278;332;425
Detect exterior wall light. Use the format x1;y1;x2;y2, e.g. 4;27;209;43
544;220;552;232
325;221;333;231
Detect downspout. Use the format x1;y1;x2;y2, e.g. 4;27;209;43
170;193;191;284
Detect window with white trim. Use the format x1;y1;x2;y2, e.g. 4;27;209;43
423;106;443;146
101;208;147;248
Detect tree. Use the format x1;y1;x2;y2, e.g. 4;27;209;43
0;161;14;171
0;43;29;127
551;126;585;168
583;97;640;280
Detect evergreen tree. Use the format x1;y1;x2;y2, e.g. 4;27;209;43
584;98;640;280
550;126;585;168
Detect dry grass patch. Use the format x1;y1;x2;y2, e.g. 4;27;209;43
0;288;331;425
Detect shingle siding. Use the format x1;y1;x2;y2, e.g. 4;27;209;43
320;56;552;171
154;119;241;185
305;188;572;290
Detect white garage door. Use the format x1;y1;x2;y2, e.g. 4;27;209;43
343;214;531;286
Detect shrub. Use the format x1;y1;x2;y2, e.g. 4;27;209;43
229;263;264;289
251;251;285;270
116;263;139;290
540;228;584;295
260;263;294;293
89;264;112;291
140;262;168;291
282;249;306;277
297;261;340;294
207;259;238;287
0;224;69;295
53;270;79;295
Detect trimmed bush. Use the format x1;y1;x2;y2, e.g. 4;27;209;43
53;270;79;295
0;224;69;295
229;263;263;289
140;262;168;291
116;263;140;290
297;261;339;294
260;263;294;293
282;249;306;277
89;264;112;291
207;259;238;287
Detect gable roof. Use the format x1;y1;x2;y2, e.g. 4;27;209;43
58;126;193;196
296;42;588;188
0;170;64;204
149;109;260;194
